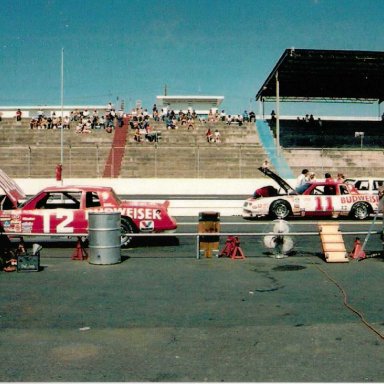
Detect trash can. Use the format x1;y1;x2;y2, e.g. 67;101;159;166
88;212;121;265
198;211;220;258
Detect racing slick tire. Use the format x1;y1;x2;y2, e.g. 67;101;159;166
269;200;291;219
350;202;370;220
121;217;137;246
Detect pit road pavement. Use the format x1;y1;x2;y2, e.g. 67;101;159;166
1;218;384;382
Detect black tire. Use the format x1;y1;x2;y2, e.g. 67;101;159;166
121;217;137;246
269;200;291;219
350;202;370;220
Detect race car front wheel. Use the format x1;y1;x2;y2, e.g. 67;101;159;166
121;217;137;246
270;200;291;219
350;202;370;220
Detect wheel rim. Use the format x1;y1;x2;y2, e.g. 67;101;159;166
354;203;368;219
273;203;289;218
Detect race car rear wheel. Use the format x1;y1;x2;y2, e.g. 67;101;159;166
350;202;370;220
121;217;137;246
269;200;291;219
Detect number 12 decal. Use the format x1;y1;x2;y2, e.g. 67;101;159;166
315;196;334;211
43;211;74;233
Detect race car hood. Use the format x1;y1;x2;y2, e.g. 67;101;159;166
257;166;296;195
0;169;27;208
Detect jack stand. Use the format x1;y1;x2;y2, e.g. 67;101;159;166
350;237;366;260
219;236;245;260
71;237;88;260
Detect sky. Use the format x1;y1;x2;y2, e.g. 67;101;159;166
1;0;384;115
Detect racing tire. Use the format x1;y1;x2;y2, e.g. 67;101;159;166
121;217;137;246
350;202;370;220
269;200;291;219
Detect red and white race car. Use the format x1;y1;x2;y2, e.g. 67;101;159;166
0;169;177;245
242;167;379;220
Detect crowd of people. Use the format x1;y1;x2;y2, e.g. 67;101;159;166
9;103;257;145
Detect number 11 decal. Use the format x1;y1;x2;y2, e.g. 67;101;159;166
315;196;334;211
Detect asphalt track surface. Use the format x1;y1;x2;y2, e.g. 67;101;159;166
2;216;384;382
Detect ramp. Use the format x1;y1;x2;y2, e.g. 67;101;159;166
318;222;349;263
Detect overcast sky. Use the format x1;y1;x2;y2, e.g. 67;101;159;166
1;0;384;115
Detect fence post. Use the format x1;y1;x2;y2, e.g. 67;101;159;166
96;145;99;177
28;146;31;177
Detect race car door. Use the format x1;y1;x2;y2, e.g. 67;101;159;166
298;184;344;217
22;190;88;235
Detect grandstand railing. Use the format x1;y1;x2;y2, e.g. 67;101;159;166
4;144;265;178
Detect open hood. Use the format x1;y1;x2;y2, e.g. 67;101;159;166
258;167;296;194
0;169;27;208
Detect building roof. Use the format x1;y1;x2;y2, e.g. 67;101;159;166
256;49;384;103
157;95;224;104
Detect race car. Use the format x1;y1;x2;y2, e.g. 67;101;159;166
242;167;379;220
344;178;384;195
0;169;177;246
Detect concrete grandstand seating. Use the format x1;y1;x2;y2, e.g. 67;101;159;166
119;120;268;178
0;117;268;179
284;148;384;178
0;118;113;178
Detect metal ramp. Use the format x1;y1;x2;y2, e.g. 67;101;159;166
318;222;349;263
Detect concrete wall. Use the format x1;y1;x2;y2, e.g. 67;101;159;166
14;177;289;217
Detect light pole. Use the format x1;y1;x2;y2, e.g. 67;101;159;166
60;48;64;185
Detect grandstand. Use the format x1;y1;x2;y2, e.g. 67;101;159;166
0;116;268;179
1;49;384;180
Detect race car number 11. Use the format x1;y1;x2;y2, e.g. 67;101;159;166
315;196;334;211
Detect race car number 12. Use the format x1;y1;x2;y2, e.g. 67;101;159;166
43;211;74;233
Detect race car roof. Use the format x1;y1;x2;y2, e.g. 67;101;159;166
0;169;26;207
256;49;384;102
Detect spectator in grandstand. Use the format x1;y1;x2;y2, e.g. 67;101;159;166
187;117;194;130
270;110;276;124
220;110;226;122
98;115;106;129
336;173;345;182
106;102;114;112
214;129;221;143
15;108;22;121
206;128;213;143
249;111;256;122
62;116;70;129
134;128;141;142
262;159;269;169
117;108;124;127
243;110;249;122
